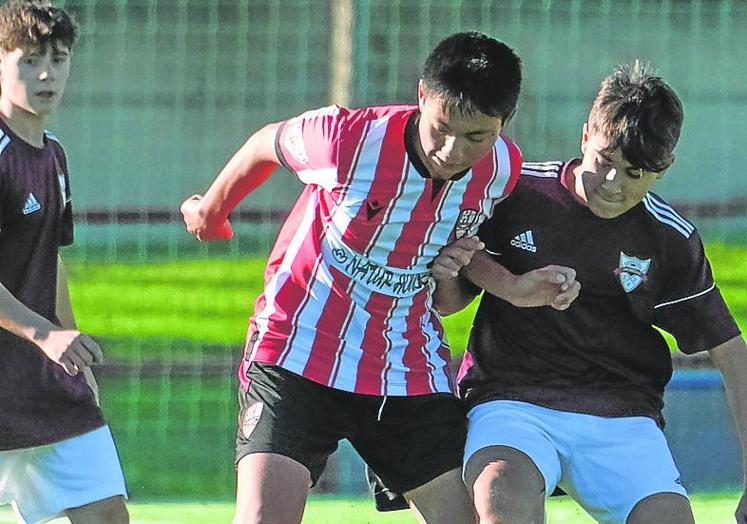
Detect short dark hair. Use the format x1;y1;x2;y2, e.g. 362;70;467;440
421;31;522;122
0;0;78;53
588;61;683;173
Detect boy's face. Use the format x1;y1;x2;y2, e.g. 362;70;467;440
0;44;71;117
417;81;504;180
576;124;663;219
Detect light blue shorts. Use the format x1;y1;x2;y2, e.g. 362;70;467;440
464;400;687;524
0;426;127;524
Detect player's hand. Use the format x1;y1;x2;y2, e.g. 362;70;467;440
37;329;104;376
508;265;580;310
431;236;485;281
735;490;747;523
180;194;234;241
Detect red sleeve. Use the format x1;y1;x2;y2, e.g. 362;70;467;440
501;135;523;199
275;105;346;191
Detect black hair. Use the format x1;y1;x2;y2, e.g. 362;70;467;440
421;31;522;122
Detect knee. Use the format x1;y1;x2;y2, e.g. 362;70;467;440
233;502;304;524
627;492;694;524
67;495;129;524
105;501;129;524
466;446;545;524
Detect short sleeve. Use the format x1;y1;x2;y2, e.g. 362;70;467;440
57;154;74;246
275;105;345;192
476;202;508;256
653;232;740;353
60;196;74;246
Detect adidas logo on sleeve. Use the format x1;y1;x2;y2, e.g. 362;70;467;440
510;230;537;252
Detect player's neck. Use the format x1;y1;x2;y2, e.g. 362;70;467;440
562;159;590;207
0;102;48;148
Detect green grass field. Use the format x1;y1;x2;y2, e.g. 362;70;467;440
0;493;743;523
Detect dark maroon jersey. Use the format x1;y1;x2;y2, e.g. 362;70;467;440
458;160;741;424
0;118;104;450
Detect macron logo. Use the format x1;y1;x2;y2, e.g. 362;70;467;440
510;230;537;252
22;193;41;215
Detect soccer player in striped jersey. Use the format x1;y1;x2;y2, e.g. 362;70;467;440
433;62;747;523
0;2;128;523
182;32;578;524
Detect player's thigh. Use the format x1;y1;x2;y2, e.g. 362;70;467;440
564;415;689;524
404;467;474;524
626;492;694;524
350;393;467;501
235;453;311;524
3;426;127;524
464;401;558;523
464;400;560;497
235;363;345;491
66;495;129;524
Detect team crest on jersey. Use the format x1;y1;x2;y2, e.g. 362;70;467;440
240;402;264;439
454;209;482;239
614;252;651;293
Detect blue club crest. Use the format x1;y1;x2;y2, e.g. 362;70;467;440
615;252;651;293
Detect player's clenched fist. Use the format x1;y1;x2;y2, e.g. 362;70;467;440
431;236;485;281
180;194;234;241
37;330;104;376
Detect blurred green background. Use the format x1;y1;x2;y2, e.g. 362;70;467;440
26;0;747;516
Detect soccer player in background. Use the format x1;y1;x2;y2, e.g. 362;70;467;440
181;32;578;524
431;61;747;523
0;2;128;523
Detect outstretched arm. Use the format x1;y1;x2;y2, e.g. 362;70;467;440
181;122;283;241
709;335;747;523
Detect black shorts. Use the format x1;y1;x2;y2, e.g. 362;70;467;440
236;362;467;494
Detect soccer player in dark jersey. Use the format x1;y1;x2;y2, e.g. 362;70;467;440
0;2;128;523
181;32;578;524
431;61;747;523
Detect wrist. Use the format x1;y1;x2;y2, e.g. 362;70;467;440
22;317;57;347
497;271;520;305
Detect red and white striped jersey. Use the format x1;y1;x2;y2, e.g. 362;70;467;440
240;104;521;396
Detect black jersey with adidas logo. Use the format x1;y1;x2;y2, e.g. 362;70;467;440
459;160;741;425
0;118;104;450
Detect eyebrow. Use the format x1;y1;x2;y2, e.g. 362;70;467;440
439;121;495;137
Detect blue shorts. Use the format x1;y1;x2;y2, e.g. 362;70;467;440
464;400;687;524
0;426;127;524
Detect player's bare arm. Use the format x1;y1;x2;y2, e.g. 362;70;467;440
57;256;101;402
0;280;103;376
708;335;747;523
461;250;581;310
181;121;283;241
432;239;581;315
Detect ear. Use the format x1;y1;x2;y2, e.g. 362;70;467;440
417;80;427;111
580;122;590;154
